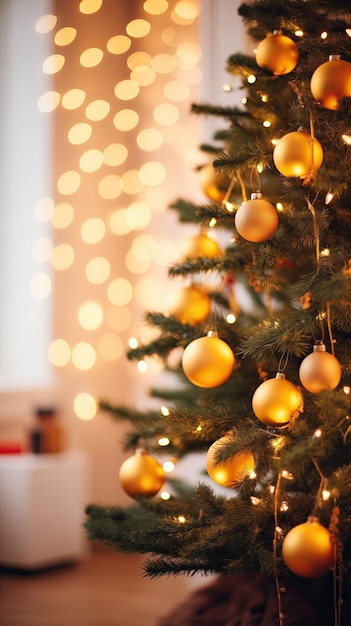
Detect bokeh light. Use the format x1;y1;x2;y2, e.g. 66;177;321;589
52;202;74;229
78;301;104;330
51;243;75;270
81;217;106;243
30;272;52;299
43;54;65;74
103;143;128;166
80;47;104;68
74;392;97;420
126;19;151;38
98;333;124;361
34;197;55;222
48;338;71;367
62;88;86;110
85;257;111;284
85;99;110;121
107;278;133;306
79;0;103;15
107;35;131;54
113;109;139;131
68;122;92;144
55;27;77;46
72;341;96;370
38;91;61;112
57;170;81;195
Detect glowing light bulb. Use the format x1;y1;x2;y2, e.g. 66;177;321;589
295;29;304;37
209;217;217;227
222;83;232;92
163;460;175;472
247;74;256;84
129;337;139;349
158;437;170;446
161;405;170;416
314;428;322;438
281;470;294;480
343;386;351;395
226;314;236;324
280;501;289;512
137;359;147;372
178;515;186;523
250;496;261;505
321;31;328;39
160;491;171;500
322;489;331;501
263;120;271;128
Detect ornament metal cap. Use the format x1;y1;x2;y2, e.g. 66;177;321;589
313;342;326;352
275;372;286;380
329;54;340;61
207;330;218;338
250;191;262;200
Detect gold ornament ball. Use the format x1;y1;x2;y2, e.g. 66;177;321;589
310;55;351;110
299;343;342;393
198;163;231;202
252;373;303;426
167;284;211;325
255;33;299;76
235;193;278;242
282;517;334;578
182;332;235;388
119;449;165;498
206;435;255;487
273;130;323;178
181;233;222;260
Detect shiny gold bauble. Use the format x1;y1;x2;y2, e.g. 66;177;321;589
255;33;299;76
198;163;231;202
299;343;342;393
181;232;222;260
235;193;278;242
282;517;334;578
166;284;211;325
119;449;165;498
182;331;235;388
206;435;255;487
252;373;303;426
310;55;351;110
273;130;323;178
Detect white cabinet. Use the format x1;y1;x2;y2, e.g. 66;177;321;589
0;449;89;569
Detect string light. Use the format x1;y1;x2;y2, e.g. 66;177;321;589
342;134;351;145
343;386;351;395
321;31;328;39
224;201;235;211
158;436;170;446
177;515;186;523
241;97;248;104
263;120;271;128
226;313;236;324
281;469;294;480
257;163;264;173
250;496;262;505
128;336;139;348
276;202;284;212
280;500;289;512
325;191;334;204
163;460;175;472
209;217;217;227
295;29;304;37
195;424;202;432
160;491;171;500
314;428;322;438
137;359;147;372
346;29;351;37
247;74;256;84
322;489;331;501
320;247;330;257
161;405;170;416
222;83;232;92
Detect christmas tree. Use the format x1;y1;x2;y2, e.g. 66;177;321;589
86;1;351;624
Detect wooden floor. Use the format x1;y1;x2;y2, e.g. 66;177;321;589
0;548;194;626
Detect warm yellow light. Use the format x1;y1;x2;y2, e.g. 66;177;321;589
153;239;179;266
74;392;97;421
80;47;104;68
85;99;110;121
322;489;331;501
81;217;105;244
79;149;104;173
72;342;96;370
121;169;145;194
153;103;180;125
107;35;132;54
257;163;264;173
321;31;328;39
114;80;140;101
314;428;322;438
247;74;256;84
177;515;186;523
127;51;152;70
139;161;166;186
161;405;170;416
98;333;124;362
276;202;284;212
85;257;111;284
43;54;65;75
126;19;151;38
126;202;152;229
263;120;271;128
346;29;351;38
151;53;177;74
62;88;86;110
125;249;151;274
130;67;156;86
52;202;74;229
51;244;74;270
30;272;51;299
108;208;133;235
295;29;304;37
98;174;122;200
48;338;71;367
78;301;104;330
103;143;128;166
79;0;102;14
107;278;133;306
320;248;330;257
342;134;351;145
172;0;199;24
136;128;163;151
57;170;81;195
281;470;294;480
68;122;92;144
35;14;57;33
343;385;351;395
55;27;77;46
113;109;139;131
222;83;232;92
280;501;289;511
144;0;168;15
226;313;236;324
38;91;60;112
